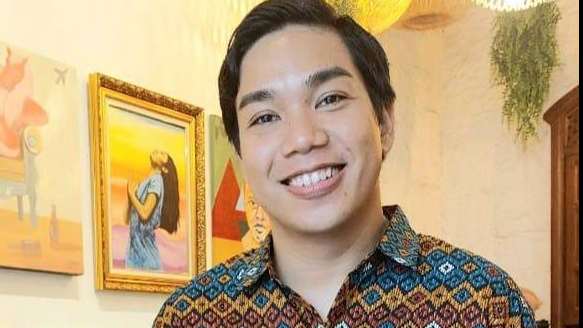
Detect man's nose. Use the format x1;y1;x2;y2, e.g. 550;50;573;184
280;111;329;157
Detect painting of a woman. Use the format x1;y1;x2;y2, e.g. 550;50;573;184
125;149;179;271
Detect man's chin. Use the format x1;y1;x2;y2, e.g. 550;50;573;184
280;213;349;236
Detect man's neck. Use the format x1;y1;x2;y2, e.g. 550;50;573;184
270;195;388;320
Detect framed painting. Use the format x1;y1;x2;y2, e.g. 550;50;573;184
0;41;83;275
89;73;205;293
209;115;270;265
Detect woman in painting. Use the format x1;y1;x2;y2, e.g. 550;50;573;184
125;149;179;271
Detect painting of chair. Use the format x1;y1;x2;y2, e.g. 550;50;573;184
0;126;42;229
0;42;83;275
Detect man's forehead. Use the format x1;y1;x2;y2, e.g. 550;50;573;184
238;25;356;97
243;25;351;68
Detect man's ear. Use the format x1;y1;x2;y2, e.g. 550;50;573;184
238;153;249;183
380;106;395;160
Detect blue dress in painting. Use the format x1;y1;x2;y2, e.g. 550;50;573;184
126;173;164;270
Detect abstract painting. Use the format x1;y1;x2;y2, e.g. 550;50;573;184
209;115;270;266
0;41;83;275
89;73;205;292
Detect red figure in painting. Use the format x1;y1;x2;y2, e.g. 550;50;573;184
0;47;48;158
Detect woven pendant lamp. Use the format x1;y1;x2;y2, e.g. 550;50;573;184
471;0;548;11
394;0;471;30
326;0;414;34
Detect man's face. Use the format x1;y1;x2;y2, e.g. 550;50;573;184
236;25;391;235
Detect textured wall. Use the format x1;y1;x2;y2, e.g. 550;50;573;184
378;29;444;238
381;0;579;321
439;1;578;321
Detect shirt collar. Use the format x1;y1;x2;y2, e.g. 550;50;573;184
235;205;419;289
378;205;420;268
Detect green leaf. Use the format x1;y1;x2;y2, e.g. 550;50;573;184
490;2;561;143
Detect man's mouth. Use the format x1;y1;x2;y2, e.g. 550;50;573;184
281;164;346;186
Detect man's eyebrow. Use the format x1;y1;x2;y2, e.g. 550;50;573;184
237;67;351;110
238;89;275;110
304;66;353;89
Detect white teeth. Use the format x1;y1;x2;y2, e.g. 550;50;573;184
288;166;342;187
291;176;301;187
302;174;311;186
310;172;320;184
296;176;304;186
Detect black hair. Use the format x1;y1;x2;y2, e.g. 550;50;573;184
159;155;180;234
218;0;396;154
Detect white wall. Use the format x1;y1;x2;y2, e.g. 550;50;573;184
0;0;261;327
379;29;445;238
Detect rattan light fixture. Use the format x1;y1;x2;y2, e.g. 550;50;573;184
394;0;471;30
471;0;548;11
326;0;414;34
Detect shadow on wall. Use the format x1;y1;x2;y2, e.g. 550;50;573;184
96;290;167;313
0;268;79;299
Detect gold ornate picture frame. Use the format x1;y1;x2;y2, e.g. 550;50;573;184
89;73;205;293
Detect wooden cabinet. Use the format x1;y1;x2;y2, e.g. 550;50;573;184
544;86;579;328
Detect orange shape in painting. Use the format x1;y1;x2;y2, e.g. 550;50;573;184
212;160;245;241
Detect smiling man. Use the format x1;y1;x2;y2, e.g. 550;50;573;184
153;0;536;327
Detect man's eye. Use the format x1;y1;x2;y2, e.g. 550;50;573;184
316;94;346;108
251;113;280;126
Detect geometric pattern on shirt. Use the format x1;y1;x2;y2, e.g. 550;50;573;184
153;205;536;328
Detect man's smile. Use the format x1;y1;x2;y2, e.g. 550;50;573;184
280;163;347;198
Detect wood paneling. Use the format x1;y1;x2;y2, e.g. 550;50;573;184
544;86;579;328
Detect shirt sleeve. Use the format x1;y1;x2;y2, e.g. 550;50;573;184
152;299;182;328
487;274;537;328
146;174;163;199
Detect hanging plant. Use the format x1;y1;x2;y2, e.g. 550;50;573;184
490;2;561;142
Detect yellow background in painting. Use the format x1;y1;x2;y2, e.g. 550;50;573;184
106;97;188;241
212;237;244;264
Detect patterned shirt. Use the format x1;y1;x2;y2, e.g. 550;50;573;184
153;205;536;328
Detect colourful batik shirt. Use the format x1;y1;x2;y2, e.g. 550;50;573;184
153;205;536;328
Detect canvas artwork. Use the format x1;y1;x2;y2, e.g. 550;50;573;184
210;115;270;265
0;42;83;275
90;74;205;292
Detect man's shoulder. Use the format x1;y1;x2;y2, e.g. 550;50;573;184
417;234;516;287
414;235;536;326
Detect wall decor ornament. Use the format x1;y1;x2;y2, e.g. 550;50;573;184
472;0;549;12
0;41;84;275
394;0;471;31
490;2;560;142
326;0;414;34
89;73;205;293
209;115;270;265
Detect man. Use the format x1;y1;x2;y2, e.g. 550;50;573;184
154;0;536;327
